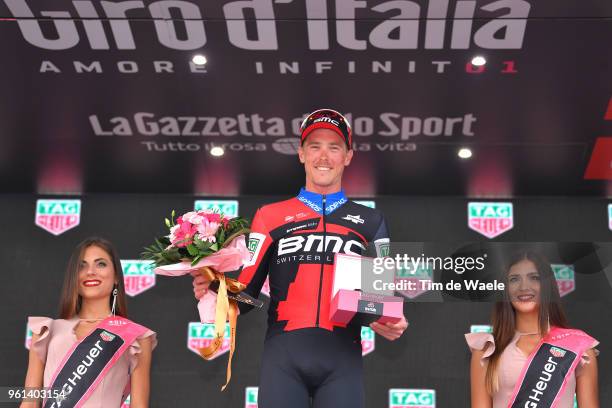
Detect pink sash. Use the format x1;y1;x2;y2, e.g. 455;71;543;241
507;327;594;408
43;316;147;408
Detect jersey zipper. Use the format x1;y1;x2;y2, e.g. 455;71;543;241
315;195;326;327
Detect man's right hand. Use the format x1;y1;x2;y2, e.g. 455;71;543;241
191;271;211;300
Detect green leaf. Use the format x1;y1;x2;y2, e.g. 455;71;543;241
222;227;250;248
195;238;213;251
191;255;204;266
217;228;225;243
210;243;219;251
186;244;199;257
165;218;171;228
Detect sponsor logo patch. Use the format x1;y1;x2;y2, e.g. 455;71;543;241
342;214;365;224
470;325;493;334
121;260;156;297
100;330;116;342
35;199;81;235
187;322;230;359
361;326;376;356
194;200;239;217
550;346;567;358
389;389;436;408
245;232;266;267
551;264;575;297
468;202;513;239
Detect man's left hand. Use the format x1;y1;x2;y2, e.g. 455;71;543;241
370;315;408;341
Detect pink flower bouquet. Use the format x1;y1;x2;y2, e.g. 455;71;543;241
142;209;251;389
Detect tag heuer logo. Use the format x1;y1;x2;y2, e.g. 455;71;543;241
245;387;258;408
550;346;567;358
551;264;575;297
121;260;156;297
35;199;81;236
389;389;436;408
361;326;376;356
468;202;513;239
470;325;493;334
187;322;231;359
342;214;365;224
100;330;115;342
194;200;239;217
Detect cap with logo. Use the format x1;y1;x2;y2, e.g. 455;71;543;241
300;108;352;149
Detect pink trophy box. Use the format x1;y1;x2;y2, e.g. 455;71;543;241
329;253;404;326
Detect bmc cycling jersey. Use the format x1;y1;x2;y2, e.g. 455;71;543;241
237;188;390;339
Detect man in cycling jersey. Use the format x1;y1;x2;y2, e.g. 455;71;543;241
193;108;408;407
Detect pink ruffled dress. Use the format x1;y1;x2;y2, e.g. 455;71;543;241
28;316;157;408
465;330;599;408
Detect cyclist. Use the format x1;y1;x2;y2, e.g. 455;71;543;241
193;108;408;407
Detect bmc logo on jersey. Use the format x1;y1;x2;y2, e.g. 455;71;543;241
278;234;365;256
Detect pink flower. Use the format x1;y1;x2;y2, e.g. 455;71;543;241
197;218;220;242
205;212;221;223
169;219;198;247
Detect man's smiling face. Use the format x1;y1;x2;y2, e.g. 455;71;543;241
298;128;353;194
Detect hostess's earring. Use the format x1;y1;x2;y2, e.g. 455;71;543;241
111;284;118;316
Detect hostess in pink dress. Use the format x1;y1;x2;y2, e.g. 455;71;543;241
28;316;157;408
465;330;599;408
